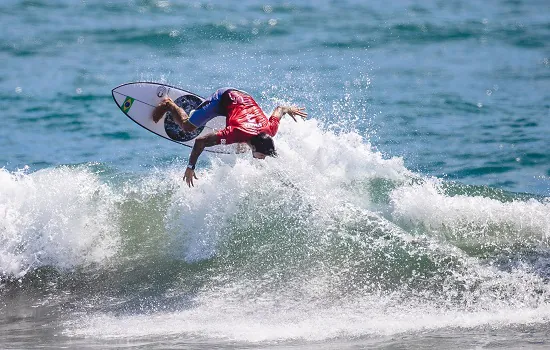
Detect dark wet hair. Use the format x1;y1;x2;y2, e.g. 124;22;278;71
249;133;277;157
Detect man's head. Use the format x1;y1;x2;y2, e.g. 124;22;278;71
249;133;277;159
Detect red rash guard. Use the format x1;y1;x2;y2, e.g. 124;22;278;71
216;90;280;145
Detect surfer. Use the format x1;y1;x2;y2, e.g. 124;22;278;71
152;88;307;187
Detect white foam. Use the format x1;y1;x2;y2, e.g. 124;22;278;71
0;166;121;278
390;178;550;244
164;118;412;263
67;282;550;342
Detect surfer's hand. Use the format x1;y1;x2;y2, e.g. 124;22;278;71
286;106;308;122
152;98;173;123
271;105;307;123
184;168;198;187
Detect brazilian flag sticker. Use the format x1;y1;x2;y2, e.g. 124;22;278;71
121;96;134;113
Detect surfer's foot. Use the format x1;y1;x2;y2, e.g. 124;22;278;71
152;98;172;123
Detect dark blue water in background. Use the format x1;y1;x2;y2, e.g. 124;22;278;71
1;1;549;349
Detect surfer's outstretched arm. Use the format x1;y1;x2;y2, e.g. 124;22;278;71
183;133;218;187
152;98;197;132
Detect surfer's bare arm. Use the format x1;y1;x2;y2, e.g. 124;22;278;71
271;105;308;122
183;133;218;187
152;98;196;132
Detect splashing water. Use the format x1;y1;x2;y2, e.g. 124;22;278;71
0;166;121;279
1;119;543;342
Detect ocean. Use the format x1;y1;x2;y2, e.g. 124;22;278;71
1;0;549;349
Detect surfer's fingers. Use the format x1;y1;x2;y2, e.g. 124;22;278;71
194;173;198;180
294;110;307;119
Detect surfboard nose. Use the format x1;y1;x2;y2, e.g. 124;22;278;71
111;86;127;109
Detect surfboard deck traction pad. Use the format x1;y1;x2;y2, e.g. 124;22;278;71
164;95;206;142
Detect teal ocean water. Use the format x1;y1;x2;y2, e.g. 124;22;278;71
1;1;549;349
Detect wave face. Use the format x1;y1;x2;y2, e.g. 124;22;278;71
2;120;549;344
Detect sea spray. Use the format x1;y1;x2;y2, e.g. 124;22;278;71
165;118;411;263
0;166;121;279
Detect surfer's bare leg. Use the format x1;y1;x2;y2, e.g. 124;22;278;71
152;98;197;132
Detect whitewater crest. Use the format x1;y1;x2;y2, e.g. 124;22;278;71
390;178;550;248
164;118;413;263
0;166;121;279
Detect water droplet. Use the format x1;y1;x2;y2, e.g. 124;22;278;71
156;0;170;8
477;102;483;108
76;88;82;95
486;90;492;96
263;5;273;13
15;87;22;94
268;18;277;26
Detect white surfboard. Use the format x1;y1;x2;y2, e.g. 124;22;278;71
112;82;240;154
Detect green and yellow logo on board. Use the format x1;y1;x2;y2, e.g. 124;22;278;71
121;96;135;113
